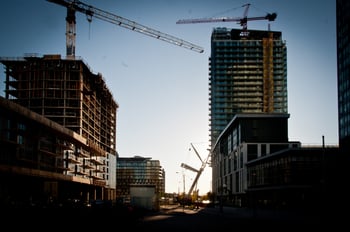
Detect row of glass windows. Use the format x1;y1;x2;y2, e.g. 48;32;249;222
214;41;285;47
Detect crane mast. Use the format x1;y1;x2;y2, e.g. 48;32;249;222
47;0;204;57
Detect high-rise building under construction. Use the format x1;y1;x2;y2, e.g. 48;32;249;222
0;54;118;204
209;28;288;147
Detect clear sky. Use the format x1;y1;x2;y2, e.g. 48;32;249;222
0;0;337;194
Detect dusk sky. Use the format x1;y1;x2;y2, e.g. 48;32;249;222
0;0;337;194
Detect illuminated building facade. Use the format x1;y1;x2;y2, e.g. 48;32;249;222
209;28;287;148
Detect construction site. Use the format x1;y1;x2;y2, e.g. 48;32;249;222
0;0;204;208
0;54;118;206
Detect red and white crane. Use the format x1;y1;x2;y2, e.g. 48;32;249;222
47;0;204;57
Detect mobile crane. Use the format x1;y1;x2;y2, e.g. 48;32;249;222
181;143;211;198
47;0;204;57
176;3;277;36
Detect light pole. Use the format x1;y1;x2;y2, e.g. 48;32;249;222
178;169;189;210
183;172;186;196
176;172;180;195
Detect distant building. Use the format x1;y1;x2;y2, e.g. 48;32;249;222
0;54;118;206
336;0;350;152
116;156;165;210
209;28;287;148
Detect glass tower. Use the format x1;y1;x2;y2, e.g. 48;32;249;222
209;28;288;147
336;0;350;151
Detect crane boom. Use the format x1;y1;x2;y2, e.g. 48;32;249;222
181;163;199;173
187;151;210;196
176;3;277;32
182;143;211;196
177;14;276;26
47;0;204;57
190;142;203;163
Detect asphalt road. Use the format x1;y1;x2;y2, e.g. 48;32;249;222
1;204;345;230
131;205;345;230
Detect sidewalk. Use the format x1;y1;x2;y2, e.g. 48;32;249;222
201;205;347;227
159;204;334;226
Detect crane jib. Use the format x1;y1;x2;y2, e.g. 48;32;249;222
47;0;204;55
176;3;277;32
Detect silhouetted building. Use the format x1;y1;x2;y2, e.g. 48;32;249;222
336;0;350;152
246;146;342;210
211;113;300;207
211;112;346;218
0;54;118;207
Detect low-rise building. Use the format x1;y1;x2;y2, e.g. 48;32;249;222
211;113;300;207
116;156;165;211
211;112;348;212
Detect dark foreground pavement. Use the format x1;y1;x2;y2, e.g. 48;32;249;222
133;205;346;230
1;204;346;230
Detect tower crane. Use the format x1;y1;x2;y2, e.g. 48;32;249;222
181;143;211;197
176;3;277;36
47;0;204;57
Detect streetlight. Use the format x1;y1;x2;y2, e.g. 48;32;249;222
176;172;180;195
176;171;186;208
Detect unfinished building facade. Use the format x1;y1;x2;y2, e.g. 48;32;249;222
0;54;118;207
209;28;288;147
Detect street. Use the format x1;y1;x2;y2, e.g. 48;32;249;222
1;204;345;230
132;204;345;230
